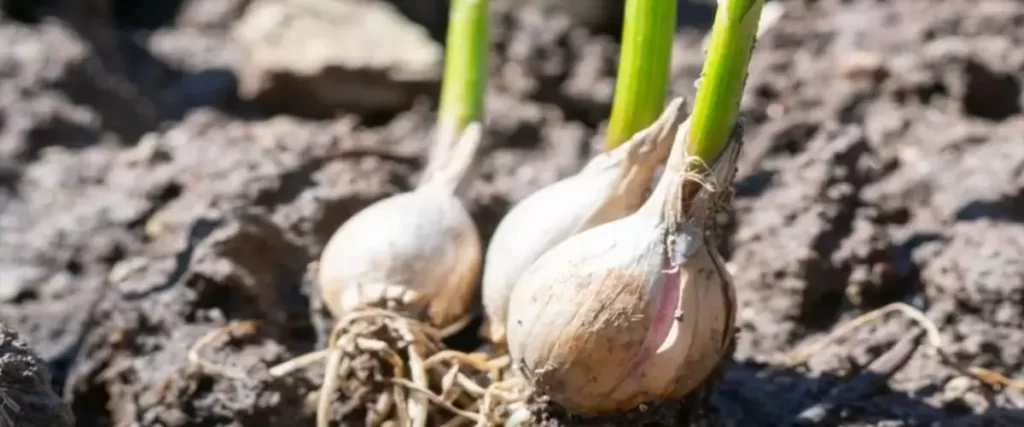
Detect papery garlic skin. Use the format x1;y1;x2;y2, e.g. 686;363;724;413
481;163;622;343
317;124;484;329
482;99;687;344
318;187;481;328
506;216;733;414
506;125;740;415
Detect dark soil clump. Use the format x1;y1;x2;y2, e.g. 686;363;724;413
0;323;74;427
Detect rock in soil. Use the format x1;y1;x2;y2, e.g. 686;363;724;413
232;0;443;118
0;323;74;427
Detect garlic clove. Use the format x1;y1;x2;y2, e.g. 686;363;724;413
317;124;485;329
481;170;620;343
318;187;482;328
506;120;742;415
482;98;688;345
506;214;676;414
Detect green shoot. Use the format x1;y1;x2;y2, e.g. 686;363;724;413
686;0;765;163
605;0;677;151
438;0;489;136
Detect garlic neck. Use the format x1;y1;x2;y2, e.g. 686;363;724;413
637;121;744;238
615;98;689;209
419;121;485;197
581;98;688;229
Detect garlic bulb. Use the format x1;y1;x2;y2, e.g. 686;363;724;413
317;124;484;328
505;118;742;415
481;98;688;344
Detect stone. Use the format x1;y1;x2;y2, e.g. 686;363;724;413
232;0;443;118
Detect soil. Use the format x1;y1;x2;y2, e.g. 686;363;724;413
1;0;1023;426
0;323;74;427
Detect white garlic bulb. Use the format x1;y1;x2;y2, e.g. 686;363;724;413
481;98;688;344
317;124;484;328
505;118;742;415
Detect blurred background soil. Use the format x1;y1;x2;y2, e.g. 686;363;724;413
1;0;1023;425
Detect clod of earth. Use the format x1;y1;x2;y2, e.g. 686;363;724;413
0;323;74;427
506;99;740;417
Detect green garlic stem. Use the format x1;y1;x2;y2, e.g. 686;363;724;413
438;0;490;133
686;0;764;163
605;0;677;151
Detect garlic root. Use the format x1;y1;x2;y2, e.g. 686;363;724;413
297;306;519;426
186;320;259;381
505;114;743;415
318;123;485;329
482;97;688;345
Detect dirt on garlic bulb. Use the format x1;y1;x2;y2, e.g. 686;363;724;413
505;117;742;415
